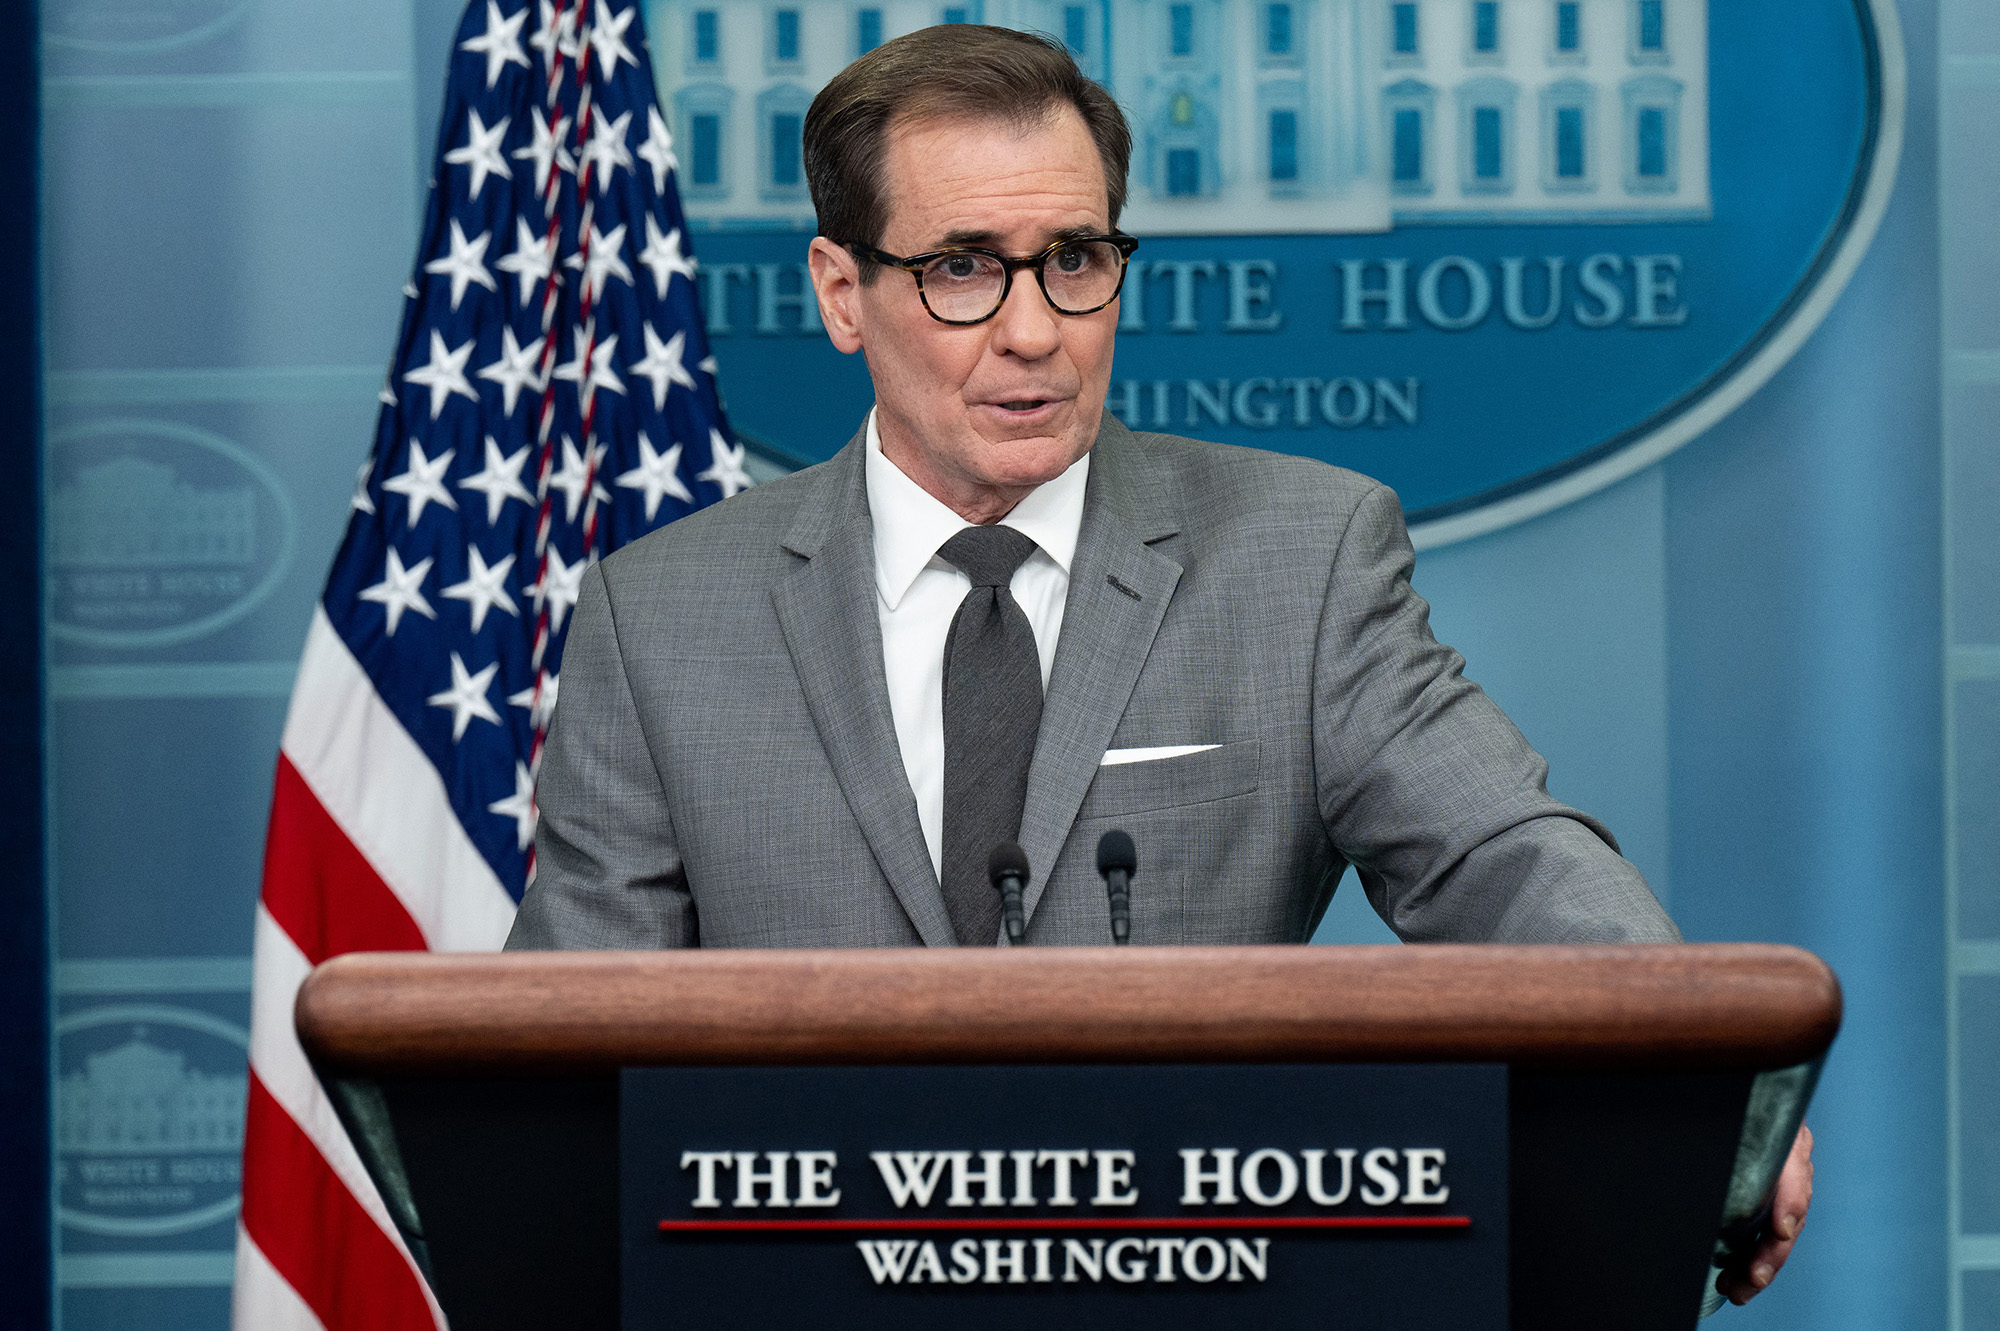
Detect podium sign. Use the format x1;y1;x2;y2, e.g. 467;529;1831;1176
622;1064;1507;1329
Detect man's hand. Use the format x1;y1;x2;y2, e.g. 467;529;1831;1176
1717;1125;1815;1305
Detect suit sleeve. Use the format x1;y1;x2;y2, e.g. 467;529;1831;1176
506;562;697;949
1311;482;1681;943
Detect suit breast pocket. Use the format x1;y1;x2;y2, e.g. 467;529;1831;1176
1076;740;1261;821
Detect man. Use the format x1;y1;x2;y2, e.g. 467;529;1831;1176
507;26;1808;1302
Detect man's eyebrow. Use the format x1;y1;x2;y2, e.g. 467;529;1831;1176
932;224;1103;250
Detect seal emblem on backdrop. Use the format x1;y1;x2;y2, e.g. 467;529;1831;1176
47;419;297;649
642;0;1902;546
55;1004;250;1239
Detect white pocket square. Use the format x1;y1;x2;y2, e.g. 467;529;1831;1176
1100;744;1221;767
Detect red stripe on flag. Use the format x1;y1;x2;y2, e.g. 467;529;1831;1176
262;754;428;965
240;1071;439;1331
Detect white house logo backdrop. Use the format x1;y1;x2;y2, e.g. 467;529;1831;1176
640;0;1902;545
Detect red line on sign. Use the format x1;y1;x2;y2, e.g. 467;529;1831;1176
656;1216;1471;1234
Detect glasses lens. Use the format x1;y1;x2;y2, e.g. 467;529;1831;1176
919;251;1008;322
1041;240;1126;313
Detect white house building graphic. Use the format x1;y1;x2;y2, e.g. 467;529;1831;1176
643;0;1709;233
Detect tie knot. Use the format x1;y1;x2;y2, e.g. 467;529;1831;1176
940;525;1038;588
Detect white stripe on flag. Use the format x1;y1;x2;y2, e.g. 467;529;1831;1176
283;608;518;951
231;1220;330;1331
247;903;428;1273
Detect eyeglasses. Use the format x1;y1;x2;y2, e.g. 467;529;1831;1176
845;234;1141;326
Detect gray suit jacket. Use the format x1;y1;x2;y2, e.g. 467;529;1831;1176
507;417;1679;949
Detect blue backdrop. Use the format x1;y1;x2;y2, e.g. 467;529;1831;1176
22;0;1985;1326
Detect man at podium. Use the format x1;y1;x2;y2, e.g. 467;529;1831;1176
509;22;1676;955
506;25;1808;1302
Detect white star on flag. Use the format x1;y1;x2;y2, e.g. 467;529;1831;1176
699;429;755;498
513;106;574;197
529;0;580;63
530;545;587;632
444;108;513;200
581;109;633;195
637;215;696;296
548;434;612;522
405;330;479;418
553;329;624;413
459;0;530;88
488;760;539;851
478;325;546;415
459;435;537;523
636;106;678;194
382;439;459;526
589;1;639;77
629;324;697;410
564;222;634;304
358;547;437;635
508;670;560;728
496;216;557;304
427;651;503;741
424;219;498;310
442;545;520;631
350;459;376;515
616;433;693;521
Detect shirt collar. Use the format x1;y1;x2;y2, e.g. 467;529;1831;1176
864;408;1091;611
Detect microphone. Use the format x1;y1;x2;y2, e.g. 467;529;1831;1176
988;841;1030;945
1096;830;1136;945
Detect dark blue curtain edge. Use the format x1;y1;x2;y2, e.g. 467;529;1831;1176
0;0;50;1320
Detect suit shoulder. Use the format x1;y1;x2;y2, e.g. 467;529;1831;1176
1116;428;1394;535
595;456;830;587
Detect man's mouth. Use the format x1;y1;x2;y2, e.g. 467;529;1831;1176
995;399;1053;413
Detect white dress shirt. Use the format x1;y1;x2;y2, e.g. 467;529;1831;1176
865;410;1090;877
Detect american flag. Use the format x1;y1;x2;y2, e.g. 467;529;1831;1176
233;0;741;1322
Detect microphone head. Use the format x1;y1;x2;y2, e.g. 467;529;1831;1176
1096;829;1137;877
987;841;1031;886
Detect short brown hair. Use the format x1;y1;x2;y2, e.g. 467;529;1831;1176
803;25;1132;277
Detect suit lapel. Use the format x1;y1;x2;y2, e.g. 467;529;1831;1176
1018;421;1183;926
771;435;956;947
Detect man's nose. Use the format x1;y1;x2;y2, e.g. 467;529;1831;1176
986;270;1063;359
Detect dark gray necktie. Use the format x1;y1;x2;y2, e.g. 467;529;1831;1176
938;525;1043;946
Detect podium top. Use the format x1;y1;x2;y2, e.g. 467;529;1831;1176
296;944;1839;1076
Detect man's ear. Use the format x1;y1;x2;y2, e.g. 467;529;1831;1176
807;237;865;354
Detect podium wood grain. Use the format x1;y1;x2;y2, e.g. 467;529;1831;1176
296;943;1840;1074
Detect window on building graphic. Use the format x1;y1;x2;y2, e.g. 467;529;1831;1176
858;6;881;51
694;9;719;61
1170;4;1194;56
1620;74;1680;192
943;6;968;23
1391;1;1418;54
1555;1;1579;51
1167;147;1201;195
773;9;799;61
1555;105;1585;177
1269;109;1298;180
1064;4;1086;52
1386;78;1434;193
692;114;721;185
1267;3;1293;54
770;113;802;187
1637;0;1664;51
1472;1;1498;52
1636;106;1665;176
1473;106;1502;178
1393;107;1423;182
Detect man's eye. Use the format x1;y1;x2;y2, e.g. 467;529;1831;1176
940;256;980;280
1054;246;1087;273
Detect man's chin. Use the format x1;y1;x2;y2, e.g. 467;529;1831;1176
968;425;1091;489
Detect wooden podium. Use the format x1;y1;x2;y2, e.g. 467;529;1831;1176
297;944;1839;1330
